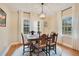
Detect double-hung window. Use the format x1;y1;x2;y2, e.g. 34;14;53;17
62;7;72;35
62;17;72;34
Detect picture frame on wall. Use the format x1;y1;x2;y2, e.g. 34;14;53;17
0;8;6;27
44;21;47;27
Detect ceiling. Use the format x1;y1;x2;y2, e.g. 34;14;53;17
5;3;74;16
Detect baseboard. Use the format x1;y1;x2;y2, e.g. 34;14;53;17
57;42;73;49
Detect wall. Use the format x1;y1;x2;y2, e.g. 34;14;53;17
43;15;58;34
9;7;18;43
0;4;18;51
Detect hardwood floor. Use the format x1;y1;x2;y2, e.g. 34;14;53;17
5;42;22;56
5;42;79;56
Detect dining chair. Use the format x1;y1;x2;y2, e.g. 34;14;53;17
47;32;58;55
21;33;30;55
34;34;48;56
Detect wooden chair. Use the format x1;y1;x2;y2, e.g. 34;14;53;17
47;33;58;55
34;34;48;56
21;33;30;55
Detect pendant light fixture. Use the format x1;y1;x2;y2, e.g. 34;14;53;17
39;3;46;19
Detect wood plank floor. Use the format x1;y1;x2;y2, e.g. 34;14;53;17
5;42;79;56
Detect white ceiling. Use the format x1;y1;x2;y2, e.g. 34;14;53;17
5;3;74;16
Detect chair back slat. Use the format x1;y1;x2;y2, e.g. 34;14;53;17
21;33;24;45
50;33;58;43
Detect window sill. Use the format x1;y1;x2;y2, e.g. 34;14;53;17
62;34;72;38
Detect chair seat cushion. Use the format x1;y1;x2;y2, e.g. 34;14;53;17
39;44;46;48
47;42;56;46
34;44;46;49
50;43;55;45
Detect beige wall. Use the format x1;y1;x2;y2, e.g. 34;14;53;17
9;7;18;42
43;15;58;34
0;4;18;50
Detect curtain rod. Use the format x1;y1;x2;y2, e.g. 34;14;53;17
62;7;72;12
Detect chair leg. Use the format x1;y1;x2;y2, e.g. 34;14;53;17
54;45;56;54
46;47;47;56
37;49;39;56
30;45;32;56
23;46;25;55
49;46;50;56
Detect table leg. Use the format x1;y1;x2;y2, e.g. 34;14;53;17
30;42;32;56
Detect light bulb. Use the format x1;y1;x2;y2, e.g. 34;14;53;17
39;13;45;19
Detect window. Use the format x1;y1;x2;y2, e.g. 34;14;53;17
23;20;30;34
62;17;72;34
23;20;42;34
